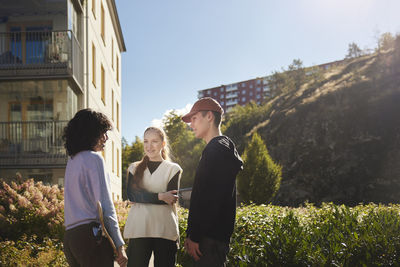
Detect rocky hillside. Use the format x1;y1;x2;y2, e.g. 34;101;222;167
248;43;400;206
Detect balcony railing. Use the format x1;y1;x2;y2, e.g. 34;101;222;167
0;121;68;168
0;30;83;88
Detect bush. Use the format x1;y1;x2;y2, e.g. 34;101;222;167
0;236;68;267
0;179;64;241
238;132;282;204
229;203;400;266
0;235;67;267
2;179;400;266
113;200;131;235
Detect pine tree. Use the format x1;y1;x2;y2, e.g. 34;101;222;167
346;42;363;58
237;132;282;204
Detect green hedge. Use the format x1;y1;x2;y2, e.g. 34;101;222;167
0;235;67;267
2;179;400;266
227;203;400;266
177;203;400;266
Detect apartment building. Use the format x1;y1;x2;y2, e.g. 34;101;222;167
198;77;270;112
0;0;126;200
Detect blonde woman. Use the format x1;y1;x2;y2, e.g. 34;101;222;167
124;127;182;267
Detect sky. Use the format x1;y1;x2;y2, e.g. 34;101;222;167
115;0;400;144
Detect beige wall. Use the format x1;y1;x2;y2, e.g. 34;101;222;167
87;0;123;200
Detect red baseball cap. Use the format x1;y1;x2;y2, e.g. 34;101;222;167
181;97;224;123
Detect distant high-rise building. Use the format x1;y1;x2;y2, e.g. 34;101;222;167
198;77;270;112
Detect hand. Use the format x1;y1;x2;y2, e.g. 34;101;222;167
116;246;128;267
158;190;178;205
184;237;202;261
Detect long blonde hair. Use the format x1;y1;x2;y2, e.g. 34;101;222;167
128;127;171;188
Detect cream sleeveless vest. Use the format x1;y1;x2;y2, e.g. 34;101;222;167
123;160;182;241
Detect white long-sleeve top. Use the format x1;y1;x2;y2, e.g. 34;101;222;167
64;150;124;248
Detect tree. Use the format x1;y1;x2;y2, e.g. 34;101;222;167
346;42;363;58
237;132;282;204
222;101;271;154
163;111;205;188
378;32;395;51
287;59;306;90
267;70;289;97
266;59;307;97
121;136;144;200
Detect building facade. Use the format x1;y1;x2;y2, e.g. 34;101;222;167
0;0;126;200
198;77;271;112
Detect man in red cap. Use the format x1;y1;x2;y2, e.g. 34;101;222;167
182;97;243;266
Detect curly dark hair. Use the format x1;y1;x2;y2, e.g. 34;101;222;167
63;108;112;157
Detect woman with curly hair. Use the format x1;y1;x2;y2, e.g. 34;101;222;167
63;108;128;267
124;126;182;267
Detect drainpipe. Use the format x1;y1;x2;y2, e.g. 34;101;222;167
85;0;89;108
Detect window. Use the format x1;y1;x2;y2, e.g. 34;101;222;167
250;84;253;89
111;90;114;121
8;99;53;141
92;43;96;87
221;101;225;105
116;56;119;84
257;79;261;85
116;101;120;131
112;141;114;173
92;0;96;18
249;92;253;96
101;64;105;104
257;87;261;92
242;83;246;87
214;92;217;96
220;87;224;92
117;148;120;177
111;39;114;69
256;95;261;99
242;90;246;94
101;3;105;43
68;0;81;41
242;97;246;102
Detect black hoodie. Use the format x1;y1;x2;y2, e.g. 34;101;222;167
186;135;243;243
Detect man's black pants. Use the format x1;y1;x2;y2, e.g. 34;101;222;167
193;237;230;267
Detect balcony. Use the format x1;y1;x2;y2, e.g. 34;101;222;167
226;84;238;92
0;30;83;89
226;91;238;99
0;121;68;168
226;99;238;106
